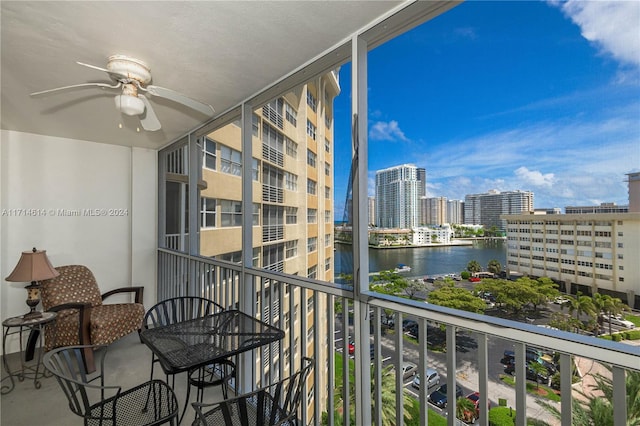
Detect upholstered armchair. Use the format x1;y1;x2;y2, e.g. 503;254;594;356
40;264;145;371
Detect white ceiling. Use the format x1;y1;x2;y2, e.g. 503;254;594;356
1;1;457;149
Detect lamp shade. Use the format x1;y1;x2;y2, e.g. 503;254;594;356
5;248;59;282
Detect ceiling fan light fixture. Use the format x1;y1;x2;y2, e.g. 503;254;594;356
115;94;145;116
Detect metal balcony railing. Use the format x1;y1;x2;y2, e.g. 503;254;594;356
157;248;640;426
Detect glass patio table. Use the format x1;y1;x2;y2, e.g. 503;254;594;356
140;309;284;422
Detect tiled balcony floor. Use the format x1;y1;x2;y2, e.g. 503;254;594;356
1;332;225;426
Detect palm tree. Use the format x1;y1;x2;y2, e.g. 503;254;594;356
487;259;502;275
456;396;477;423
467;260;482;274
333;363;414;426
539;368;640;425
568;292;597;333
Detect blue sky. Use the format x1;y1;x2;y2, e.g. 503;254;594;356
332;0;639;219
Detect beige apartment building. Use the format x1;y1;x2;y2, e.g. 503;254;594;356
504;213;640;309
162;73;339;420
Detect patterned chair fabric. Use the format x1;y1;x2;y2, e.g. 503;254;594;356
41;265;145;369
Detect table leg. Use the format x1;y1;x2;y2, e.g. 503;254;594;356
1;326;16;395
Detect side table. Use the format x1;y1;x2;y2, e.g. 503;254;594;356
1;311;57;394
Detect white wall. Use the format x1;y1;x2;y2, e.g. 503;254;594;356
0;130;157;354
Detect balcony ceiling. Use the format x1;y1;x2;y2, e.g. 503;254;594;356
0;1;420;149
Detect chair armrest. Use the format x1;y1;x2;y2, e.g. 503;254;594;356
46;302;92;346
101;286;144;304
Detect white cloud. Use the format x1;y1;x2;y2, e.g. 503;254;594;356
369;120;409;142
514;167;555;187
555;0;640;68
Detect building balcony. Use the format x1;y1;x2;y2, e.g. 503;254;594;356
4;249;637;426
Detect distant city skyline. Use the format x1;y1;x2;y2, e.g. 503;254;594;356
332;1;639;219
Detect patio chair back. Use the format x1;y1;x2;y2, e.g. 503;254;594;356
192;357;314;426
144;297;224;329
43;344;178;426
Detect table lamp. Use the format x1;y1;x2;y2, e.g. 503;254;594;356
5;247;59;320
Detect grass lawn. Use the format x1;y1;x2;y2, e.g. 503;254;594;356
500;374;561;402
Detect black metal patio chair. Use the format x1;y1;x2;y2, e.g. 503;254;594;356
191;357;314;426
43;344;178;426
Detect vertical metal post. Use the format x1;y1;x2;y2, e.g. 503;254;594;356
188;134;200;296
515;343;526;426
239;102;256;394
560;353;572;426
612;366;627;426
478;333;489;426
351;33;371;426
446;326;457;425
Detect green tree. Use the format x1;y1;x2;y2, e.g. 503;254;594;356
539;368;640;425
528;277;560;313
467;260;482;274
428;281;487;314
487;259;502;275
568;292;597;333
332;363;414;426
456;396;477;423
528;360;549;390
404;279;427;300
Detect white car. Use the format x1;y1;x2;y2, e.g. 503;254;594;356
602;314;635;329
411;367;440;390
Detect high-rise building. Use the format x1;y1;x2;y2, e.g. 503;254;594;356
423;196;447;226
416;167;426;198
447;199;464;224
191;75;339;416
628;171;640;213
368;196;376;226
375;164;420;229
465;189;533;233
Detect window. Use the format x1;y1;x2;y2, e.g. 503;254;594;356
306;120;316;140
203;138;216;170
286;207;297;224
325;234;331;247
221;145;241;176
325;210;331;223
325;186;331;199
306;91;317;112
325;115;331;129
285;137;297;158
307;237;317;253
285;172;298;191
324;161;330;176
263;98;284;129
262;243;284;272
307;208;317;223
325;257;331;271
324;138;330;153
252;158;259;181
307;295;314;312
285;240;298;258
285;102;297;126
252;113;260;137
220;200;242;227
307;179;316;195
307;265;317;279
253;203;260;226
306;149;317;167
201;197;216;228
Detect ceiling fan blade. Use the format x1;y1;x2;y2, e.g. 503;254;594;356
30;82;121;96
144;85;214;116
137;95;161;131
76;61;110;73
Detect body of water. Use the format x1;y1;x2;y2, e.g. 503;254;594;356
334;239;506;278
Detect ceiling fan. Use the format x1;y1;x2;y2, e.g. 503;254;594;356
30;55;215;132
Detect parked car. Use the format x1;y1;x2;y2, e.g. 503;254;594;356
411;367;440;390
601;314;635;329
553;296;571;305
402;318;418;332
428;383;463;408
469;277;481;283
401;362;418;379
348;341;355;355
504;363;550;383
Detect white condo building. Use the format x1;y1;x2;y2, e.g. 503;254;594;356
447;199;464;224
504;213;640;309
375;164;420;229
